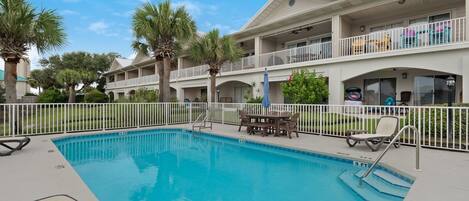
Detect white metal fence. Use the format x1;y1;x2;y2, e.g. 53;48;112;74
260;42;333;67
1;103;467;152
340;17;466;56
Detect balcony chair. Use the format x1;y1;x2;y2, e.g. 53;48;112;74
279;113;300;139
346;116;399;152
352;39;366;55
0;136;31;156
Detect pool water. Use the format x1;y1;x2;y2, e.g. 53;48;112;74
54;129;405;201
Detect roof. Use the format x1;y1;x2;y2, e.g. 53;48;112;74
0;69;27;81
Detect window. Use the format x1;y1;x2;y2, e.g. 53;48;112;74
410;13;451;25
370;22;403;33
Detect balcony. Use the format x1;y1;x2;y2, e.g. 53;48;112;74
260;42;332;67
339;17;466;56
106;74;159;89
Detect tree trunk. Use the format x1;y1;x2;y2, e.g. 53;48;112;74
68;86;76;103
210;73;217;103
156;60;164;102
4;59;18;103
163;57;172;102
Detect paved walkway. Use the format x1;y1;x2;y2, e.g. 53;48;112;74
1;124;468;201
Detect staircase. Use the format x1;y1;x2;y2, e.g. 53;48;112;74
339;169;412;201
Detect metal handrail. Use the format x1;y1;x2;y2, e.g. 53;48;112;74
191;109;212;131
360;125;421;183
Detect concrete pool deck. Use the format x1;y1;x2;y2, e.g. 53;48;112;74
1;123;468;201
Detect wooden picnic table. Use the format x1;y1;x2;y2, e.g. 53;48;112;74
246;113;291;136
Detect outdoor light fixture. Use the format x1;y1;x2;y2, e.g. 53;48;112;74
216;89;221;102
398;0;406;5
402;72;408;79
360;25;366;32
446;75;455;141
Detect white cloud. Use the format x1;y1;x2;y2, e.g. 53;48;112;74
173;1;218;17
204;22;237;34
88;21;118;37
60;9;79;16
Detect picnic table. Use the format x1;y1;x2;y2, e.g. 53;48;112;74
245;113;291;136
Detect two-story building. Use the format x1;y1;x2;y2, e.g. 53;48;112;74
104;0;469;106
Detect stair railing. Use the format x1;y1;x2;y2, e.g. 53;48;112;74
191;109;212;131
359;125;421;184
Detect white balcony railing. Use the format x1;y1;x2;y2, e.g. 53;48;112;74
220;55;256;73
340;17;466;56
260;42;333;67
106;74;159;89
176;64;210;80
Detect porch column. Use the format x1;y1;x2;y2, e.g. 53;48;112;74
331;15;341;58
462;56;469;102
207;79;213;103
177;57;183;79
466;0;469;41
328;67;344;105
254;36;261;68
176;87;184;102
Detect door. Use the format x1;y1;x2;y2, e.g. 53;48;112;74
364;78;396;105
380;78;396;105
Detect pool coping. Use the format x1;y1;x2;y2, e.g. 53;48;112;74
2;123;469;201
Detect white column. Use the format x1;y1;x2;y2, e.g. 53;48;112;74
466;0;469;41
254;36;262;68
331;15;341;58
462;56;469;102
176;87;184;102
328;67;344;105
207;79;213;103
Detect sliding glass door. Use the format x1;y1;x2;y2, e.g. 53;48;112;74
364;78;396;105
414;75;455;105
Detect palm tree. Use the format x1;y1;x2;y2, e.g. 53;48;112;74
0;0;66;103
189;29;243;102
132;0;196;102
56;69;81;103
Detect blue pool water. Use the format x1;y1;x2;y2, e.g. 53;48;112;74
54;129;408;201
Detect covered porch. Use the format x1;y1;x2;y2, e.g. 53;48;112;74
344;68;462;106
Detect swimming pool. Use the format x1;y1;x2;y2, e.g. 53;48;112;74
54;129;412;201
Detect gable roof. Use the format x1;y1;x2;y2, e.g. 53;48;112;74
109;58;133;71
241;0;340;30
0;69;27;81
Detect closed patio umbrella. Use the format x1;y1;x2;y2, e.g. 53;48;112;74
262;68;270;108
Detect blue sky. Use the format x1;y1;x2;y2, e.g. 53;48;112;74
20;0;266;69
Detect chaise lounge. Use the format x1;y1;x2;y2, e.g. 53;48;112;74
346;116;399;151
0;136;31;156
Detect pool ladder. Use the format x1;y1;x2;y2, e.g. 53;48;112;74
192;110;212;131
359;125;421;184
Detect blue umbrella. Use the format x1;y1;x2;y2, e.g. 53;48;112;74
262;68;270;108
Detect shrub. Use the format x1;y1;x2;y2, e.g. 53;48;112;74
84;89;109;103
132;88;158;102
246;96;263;103
37;89;67;103
281;70;329;104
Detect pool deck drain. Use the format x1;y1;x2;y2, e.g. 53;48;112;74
1;123;469;201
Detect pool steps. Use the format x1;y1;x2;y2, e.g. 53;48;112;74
339;169;412;201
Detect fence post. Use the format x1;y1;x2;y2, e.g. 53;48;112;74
64;104;68;134
102;103;105;131
319;105;323;136
12;105;16;137
189;103;193;124
221;103;225;124
165;103;169;125
418;107;422;145
137;104;140;128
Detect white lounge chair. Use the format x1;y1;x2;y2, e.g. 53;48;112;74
0;136;31;156
346;116;399;152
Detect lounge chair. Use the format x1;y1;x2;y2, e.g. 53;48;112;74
279;113;300;139
0;136;31;156
346;116;399;152
35;194;77;201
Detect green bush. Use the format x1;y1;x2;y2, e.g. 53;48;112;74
37;89;67;103
246;96;263;103
84;89;109;103
281;70;329;104
405;103;469;143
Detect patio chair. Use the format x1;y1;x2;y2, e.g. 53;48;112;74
346;116;399;152
35;194;78;201
238;110;251;132
279;113;300;139
0;136;31;156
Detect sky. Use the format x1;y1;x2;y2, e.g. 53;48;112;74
0;0;267;71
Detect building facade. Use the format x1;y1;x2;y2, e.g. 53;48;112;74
104;0;469;106
0;59;31;99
